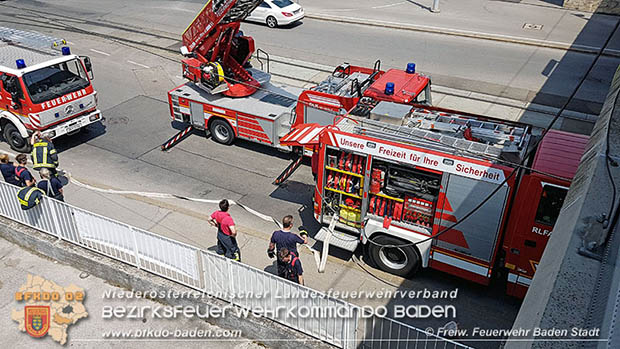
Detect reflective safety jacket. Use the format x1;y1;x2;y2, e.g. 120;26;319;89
31;141;58;170
16;186;45;210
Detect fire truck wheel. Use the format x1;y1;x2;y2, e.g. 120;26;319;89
368;235;420;276
266;16;278;28
209;119;234;145
2;123;31;153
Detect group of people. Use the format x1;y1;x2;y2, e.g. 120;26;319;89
209;199;308;285
0;132;64;210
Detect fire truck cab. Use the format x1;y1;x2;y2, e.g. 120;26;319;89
0;27;101;152
281;68;588;297
501;130;587;297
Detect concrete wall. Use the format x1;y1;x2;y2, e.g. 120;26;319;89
505;67;620;348
564;0;620;14
0;216;333;349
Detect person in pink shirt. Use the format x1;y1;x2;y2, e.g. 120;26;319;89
208;199;240;261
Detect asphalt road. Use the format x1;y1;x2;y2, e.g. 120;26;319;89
2;0;617;113
0;0;611;347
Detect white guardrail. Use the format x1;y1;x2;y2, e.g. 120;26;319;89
0;180;469;349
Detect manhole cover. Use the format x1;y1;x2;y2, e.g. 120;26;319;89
523;23;543;30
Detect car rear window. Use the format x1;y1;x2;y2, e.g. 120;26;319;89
272;0;294;8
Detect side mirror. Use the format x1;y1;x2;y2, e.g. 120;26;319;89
81;56;94;80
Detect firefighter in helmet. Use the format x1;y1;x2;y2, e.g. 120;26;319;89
30;131;59;176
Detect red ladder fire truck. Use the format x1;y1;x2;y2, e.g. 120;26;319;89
0;27;101;152
279;77;588;298
165;0;431;151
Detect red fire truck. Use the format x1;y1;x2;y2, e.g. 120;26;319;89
167;1;589;298
165;0;431;150
0;27;101;152
279;76;588;298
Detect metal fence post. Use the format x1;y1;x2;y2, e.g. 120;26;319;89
351;306;359;349
130;228;142;269
228;257;234;305
196;250;206;290
47;199;63;241
431;0;440;13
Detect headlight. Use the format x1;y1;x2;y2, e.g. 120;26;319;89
46;131;56;138
89;114;100;122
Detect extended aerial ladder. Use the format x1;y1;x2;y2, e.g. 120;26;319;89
180;0;263;97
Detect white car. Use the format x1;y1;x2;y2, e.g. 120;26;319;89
245;0;304;28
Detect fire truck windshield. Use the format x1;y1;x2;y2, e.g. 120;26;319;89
22;58;90;104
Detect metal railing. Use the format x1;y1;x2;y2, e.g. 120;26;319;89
0;180;469;349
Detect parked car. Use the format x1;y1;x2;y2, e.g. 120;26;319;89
245;0;304;28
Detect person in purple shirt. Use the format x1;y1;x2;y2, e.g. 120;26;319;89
0;153;19;186
268;215;308;277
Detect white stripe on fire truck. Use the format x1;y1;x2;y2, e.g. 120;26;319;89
299;127;323;144
30;114;41;127
212;107;226;115
328;132;338;146
433;251;488;276
282;127;303;142
507;273;532;286
307;95;341;107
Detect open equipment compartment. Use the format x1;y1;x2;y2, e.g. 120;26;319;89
322;147;367;229
368;158;442;229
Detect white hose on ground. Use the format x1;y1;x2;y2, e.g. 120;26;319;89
68;174;325;269
318;214;338;273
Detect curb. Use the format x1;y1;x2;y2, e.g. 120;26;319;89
431;85;599;124
304;13;620;57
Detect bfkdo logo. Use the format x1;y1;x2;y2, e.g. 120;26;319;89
25;306;51;337
11;274;88;345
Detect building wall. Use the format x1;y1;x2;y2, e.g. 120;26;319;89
564;0;620;14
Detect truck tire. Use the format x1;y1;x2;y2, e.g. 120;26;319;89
368;235;420;276
209;119;235;145
2;123;31;153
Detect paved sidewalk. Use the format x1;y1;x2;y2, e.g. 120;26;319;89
0;237;262;348
266;54;596;134
300;0;620;54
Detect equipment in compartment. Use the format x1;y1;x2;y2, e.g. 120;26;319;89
388;166;440;196
368;196;403;221
402;196;433;227
339;197;362;228
322;148;367;229
325;172;361;194
367;160;440;228
370;167;385;194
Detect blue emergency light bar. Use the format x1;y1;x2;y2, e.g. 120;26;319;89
385;82;395;95
16;59;26;69
62;47;71;56
406;63;416;74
